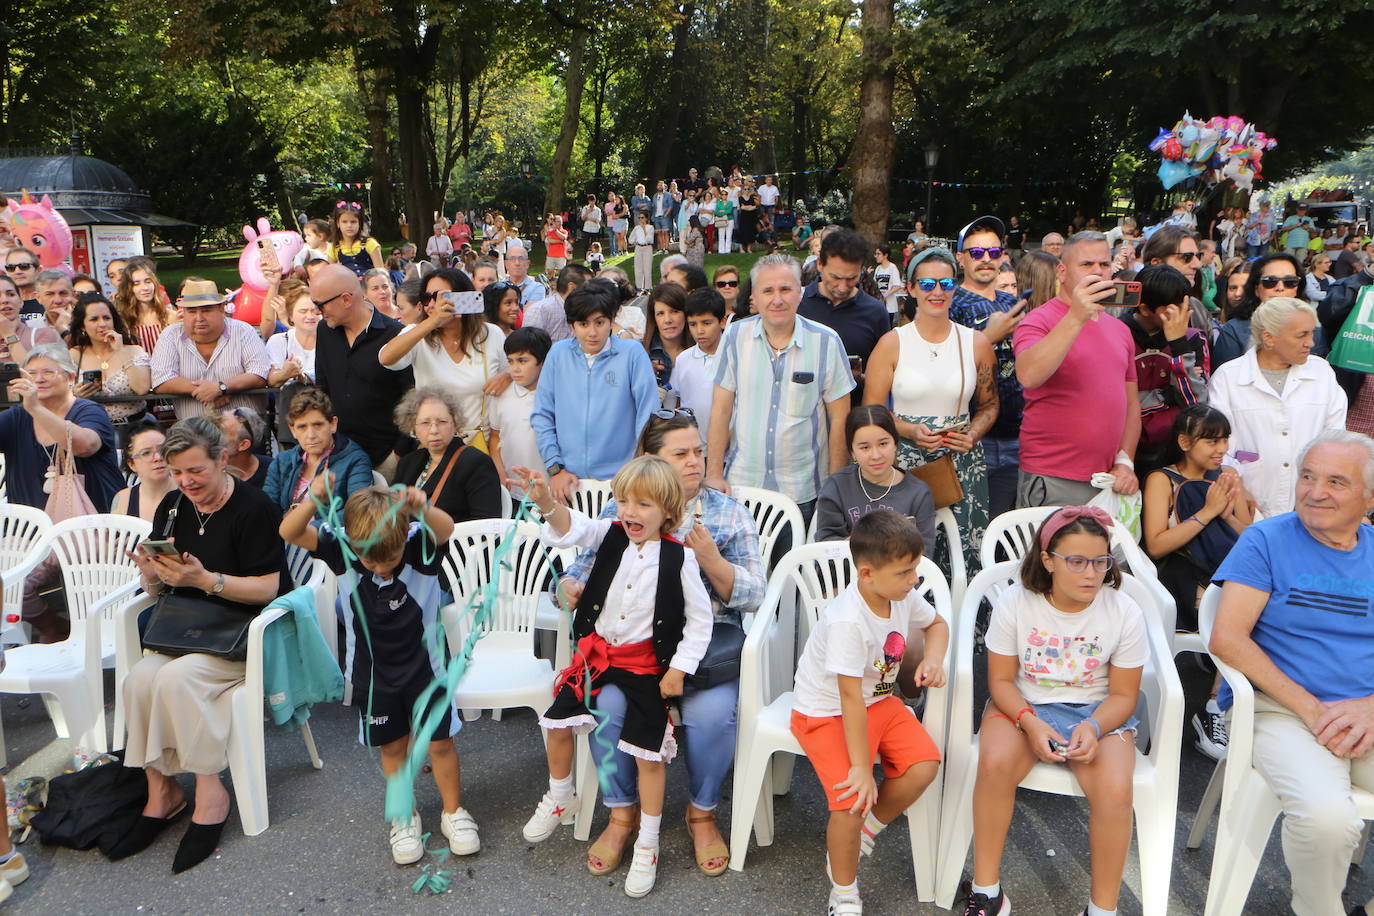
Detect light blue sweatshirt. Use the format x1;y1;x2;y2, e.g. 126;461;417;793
532;335;659;479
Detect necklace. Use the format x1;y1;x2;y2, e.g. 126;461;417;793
856;466;900;503
191;476;233;535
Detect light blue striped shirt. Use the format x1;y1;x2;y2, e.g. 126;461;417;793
714;314;853;503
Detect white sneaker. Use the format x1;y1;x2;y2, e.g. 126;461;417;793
389;812;425;865
522;793;576;843
623;844;659;898
827;889;863;915
0;853;27;887
440;807;481;856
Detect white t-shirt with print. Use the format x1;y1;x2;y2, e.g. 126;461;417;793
984;583;1148;705
873;262;903;315
792;583;937;717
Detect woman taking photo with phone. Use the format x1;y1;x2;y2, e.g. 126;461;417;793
863;246;998;572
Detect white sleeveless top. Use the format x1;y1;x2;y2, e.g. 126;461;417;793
890;321;976;418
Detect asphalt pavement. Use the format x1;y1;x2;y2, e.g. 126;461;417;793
1;661;1370;915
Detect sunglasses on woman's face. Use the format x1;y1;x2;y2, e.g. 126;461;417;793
915;277;957;292
715;280;739;288
1259;275;1301;289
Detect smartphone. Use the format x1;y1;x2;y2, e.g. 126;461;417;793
256;236;280;272
0;361;21;401
847;355;863;373
441;291;486;315
139;539;179;557
1048;738;1069;756
1108;280;1142;307
81;369;102;386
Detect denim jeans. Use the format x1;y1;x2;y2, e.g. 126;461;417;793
594;676;741;810
980;437;1020;519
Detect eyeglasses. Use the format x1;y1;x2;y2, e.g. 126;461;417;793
915;277;958;292
1050;552;1115;573
1259;275;1301;290
652;407;695;421
964;247;1004;261
311;292;344;309
129;447;161;462
1173;251;1200;263
715;280;739;288
4;263;36;272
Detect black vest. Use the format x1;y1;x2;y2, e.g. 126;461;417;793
578;523;687;669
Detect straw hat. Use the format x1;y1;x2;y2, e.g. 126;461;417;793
178;279;229;308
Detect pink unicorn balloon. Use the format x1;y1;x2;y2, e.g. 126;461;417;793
3;191;74;273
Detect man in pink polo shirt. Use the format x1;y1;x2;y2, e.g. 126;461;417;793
1013;231;1140;507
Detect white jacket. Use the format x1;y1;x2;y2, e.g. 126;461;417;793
1208;350;1348;518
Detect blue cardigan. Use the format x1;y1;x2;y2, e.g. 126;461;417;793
263;433;375;512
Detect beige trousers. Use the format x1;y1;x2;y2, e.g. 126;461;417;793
122;652;245;776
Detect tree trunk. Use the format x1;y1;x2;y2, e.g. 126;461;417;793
545;27;588;214
395;78;435;243
356;64;397;234
789;93;809;202
647;3;694;180
848;0;895;246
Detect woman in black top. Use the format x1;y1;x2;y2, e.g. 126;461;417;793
118;417;288;873
393;386;503;522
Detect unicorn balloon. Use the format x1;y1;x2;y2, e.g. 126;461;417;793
2;191;74;274
233;218;303;326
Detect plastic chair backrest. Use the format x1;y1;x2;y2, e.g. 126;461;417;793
440;519;555;635
734;486;803;571
0;504;52;614
46;516;152;622
571;479;613;521
980;507;1057;568
372;471;387;488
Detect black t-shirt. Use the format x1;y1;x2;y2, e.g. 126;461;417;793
19;298;42;321
314;308;413;465
149;481;289;617
241;454;271;490
394;441;503;523
1006;227;1025;249
1332;249;1364;280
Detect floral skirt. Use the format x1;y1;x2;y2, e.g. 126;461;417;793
895;412;988;576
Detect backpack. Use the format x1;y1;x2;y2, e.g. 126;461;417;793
30;751;149;855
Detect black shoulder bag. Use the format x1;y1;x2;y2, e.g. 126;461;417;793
141;494;256;661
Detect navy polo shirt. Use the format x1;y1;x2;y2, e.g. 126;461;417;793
797;282;891;367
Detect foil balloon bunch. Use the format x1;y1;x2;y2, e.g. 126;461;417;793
1149;112;1277;192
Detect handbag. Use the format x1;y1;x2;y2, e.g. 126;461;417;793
141;495;255;661
906;326;967;510
686;621;745;689
44;425;98;522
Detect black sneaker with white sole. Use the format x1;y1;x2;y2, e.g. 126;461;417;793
959;885;1010;916
1192;707;1229;761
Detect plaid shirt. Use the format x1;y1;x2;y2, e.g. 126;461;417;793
562;487;767;624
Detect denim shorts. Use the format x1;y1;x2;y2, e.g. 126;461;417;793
1033;700;1138;742
652;215;671;231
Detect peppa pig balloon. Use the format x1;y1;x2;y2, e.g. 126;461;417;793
3;191;74;274
235;218;303;327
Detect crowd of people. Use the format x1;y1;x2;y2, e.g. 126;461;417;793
0;186;1371;916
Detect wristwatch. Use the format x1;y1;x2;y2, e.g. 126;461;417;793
4;334;18;346
546;462;565;477
218;382;229;395
207;573;225;595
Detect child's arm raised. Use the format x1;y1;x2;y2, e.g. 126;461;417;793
279;469;330;552
988;652;1066;763
514;466;570;535
834;675;878;815
402;486;454;543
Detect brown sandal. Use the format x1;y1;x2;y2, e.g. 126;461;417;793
587;811;638;875
686;809;730;876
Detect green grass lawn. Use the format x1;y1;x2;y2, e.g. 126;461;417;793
155;238;803;296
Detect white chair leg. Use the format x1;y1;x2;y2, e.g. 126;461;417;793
112;688;125;752
226;690;269;837
728;747;773;872
491;709;503;722
1354;821;1370;865
301;722;322;769
770;754;797;796
1133;797;1176;916
572;736;600;841
754;762;777;847
934;764;977;909
1204;784;1281;916
1187;759;1225;849
906;788;940;902
0;709;7;769
460;708;481;721
40;692;72;739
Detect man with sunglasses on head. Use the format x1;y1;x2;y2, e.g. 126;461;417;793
4;247;43;323
950;215;1026;516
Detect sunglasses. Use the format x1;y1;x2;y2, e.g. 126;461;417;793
652;407;695;421
715;280;739;288
915;277;958;292
5;262;37;272
1174;251;1200;263
311;292;344;309
1259;275;1301;290
964;247;1003;261
1050;552;1116;573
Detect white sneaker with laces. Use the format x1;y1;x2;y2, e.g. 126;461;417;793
389;812;425;865
1192;704;1229;761
827;889;863;915
522;792;576;843
623;844;659;898
0;853;27;887
440;807;481;855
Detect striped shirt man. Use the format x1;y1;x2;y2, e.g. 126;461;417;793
150;316;272;420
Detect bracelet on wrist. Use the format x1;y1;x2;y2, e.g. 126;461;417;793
1014;706;1035;728
1084;717;1102;739
1185;515;1205;527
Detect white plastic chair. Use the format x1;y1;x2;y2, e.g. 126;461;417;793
933;561;1184;914
0;452;7;501
439;519;571;722
0;515;151;754
733;485;804;575
112;589;324;837
285;544;339;663
0;504;52;647
726;540;953;900
570;478;613;520
371;470;388;488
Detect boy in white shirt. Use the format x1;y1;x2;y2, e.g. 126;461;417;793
668;288;726;448
489;326;551;500
790;509;949;916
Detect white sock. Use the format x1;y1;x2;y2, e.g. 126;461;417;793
1205;697;1221;715
0;849;15;865
831;878;859;900
548;774;574;802
972;881;1000;898
637;813;662;849
1087;903;1116;916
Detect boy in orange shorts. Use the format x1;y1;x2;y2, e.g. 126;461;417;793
790;509;949;915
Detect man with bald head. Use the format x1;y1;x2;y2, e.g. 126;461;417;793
503;240;548;305
310;264;412;472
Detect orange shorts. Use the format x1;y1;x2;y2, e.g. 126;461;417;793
790;696;941;811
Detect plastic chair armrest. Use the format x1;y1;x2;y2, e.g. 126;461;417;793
245;606;291;704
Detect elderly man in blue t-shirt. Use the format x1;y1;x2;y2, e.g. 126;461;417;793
1211;429;1374;916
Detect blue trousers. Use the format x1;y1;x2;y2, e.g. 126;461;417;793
593;677;740;811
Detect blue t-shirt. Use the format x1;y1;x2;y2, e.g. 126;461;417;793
1212;513;1374;708
0;398;124;511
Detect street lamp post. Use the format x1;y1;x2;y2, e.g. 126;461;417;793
924;141;941;233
